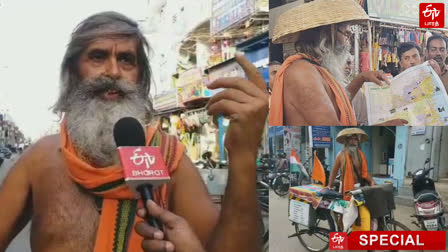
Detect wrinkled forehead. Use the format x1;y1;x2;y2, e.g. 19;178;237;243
83;36;139;52
429;38;447;48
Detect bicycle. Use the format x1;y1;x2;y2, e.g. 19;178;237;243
289;184;410;252
272;156;313;197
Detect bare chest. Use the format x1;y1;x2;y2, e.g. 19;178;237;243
30;152;100;252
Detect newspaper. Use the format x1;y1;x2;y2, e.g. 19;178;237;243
365;62;448;126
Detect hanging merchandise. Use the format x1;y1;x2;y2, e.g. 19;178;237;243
177;108;222;163
360;38;370;72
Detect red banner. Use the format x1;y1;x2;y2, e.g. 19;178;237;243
345;231;446;250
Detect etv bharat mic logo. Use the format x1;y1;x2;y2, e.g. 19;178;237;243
329;232;347;250
129;148;166;176
420;3;445;28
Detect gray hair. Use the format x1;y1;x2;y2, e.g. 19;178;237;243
294;25;350;86
52;11;153;115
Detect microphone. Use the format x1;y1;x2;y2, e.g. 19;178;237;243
113;117;170;230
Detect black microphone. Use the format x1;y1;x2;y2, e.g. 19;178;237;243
113;117;165;230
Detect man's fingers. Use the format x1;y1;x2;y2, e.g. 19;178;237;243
378;119;408;126
208;77;263;97
380;74;392;86
141;239;175;252
235;53;267;92
137;208;146;218
146;200;183;228
396;119;408;125
207;88;253;107
135;221;165;240
371;77;383;86
207;99;242;119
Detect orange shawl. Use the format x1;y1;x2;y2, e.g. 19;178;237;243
269;53;357;126
60;122;185;252
341;149;368;201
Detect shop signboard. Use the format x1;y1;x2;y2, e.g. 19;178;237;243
367;0;447;25
311;126;331;148
269;126;284;138
153;90;182;112
211;0;256;35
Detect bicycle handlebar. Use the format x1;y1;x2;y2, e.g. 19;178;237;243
345;189;362;195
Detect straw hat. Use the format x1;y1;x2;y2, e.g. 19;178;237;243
272;0;369;44
336;128;368;144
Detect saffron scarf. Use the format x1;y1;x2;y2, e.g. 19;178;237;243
269;53;357;126
60;122;185;252
341;149;368;201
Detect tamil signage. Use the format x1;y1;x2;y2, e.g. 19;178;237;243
312;126;331;148
367;0;447;26
211;0;256;35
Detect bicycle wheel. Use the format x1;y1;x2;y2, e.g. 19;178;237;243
260;206;269;251
295;209;336;252
381;219;416;252
272;175;290;197
383;219;410;231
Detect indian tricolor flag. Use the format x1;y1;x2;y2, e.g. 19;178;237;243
290;149;308;177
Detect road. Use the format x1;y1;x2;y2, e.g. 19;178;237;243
269;190;446;252
0;154;32;252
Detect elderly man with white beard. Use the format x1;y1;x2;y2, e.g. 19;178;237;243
0;12;268;252
269;0;407;126
326;128;375;232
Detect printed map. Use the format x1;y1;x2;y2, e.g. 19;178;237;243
365;62;448;125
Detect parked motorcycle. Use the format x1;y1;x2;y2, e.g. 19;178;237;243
410;159;447;231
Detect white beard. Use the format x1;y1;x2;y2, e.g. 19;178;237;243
321;43;351;86
65;78;148;167
347;146;358;153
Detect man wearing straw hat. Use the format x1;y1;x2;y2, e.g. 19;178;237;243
269;0;408;126
327;128;375;231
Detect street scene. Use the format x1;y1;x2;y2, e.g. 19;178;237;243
0;155;31;252
264;126;448;252
269;191;433;252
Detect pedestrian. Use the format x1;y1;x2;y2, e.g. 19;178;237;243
425;34;448;91
326;128;375;231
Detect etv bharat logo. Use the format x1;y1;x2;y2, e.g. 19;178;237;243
130;148;155;169
420;3;445;28
329;232;347;250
